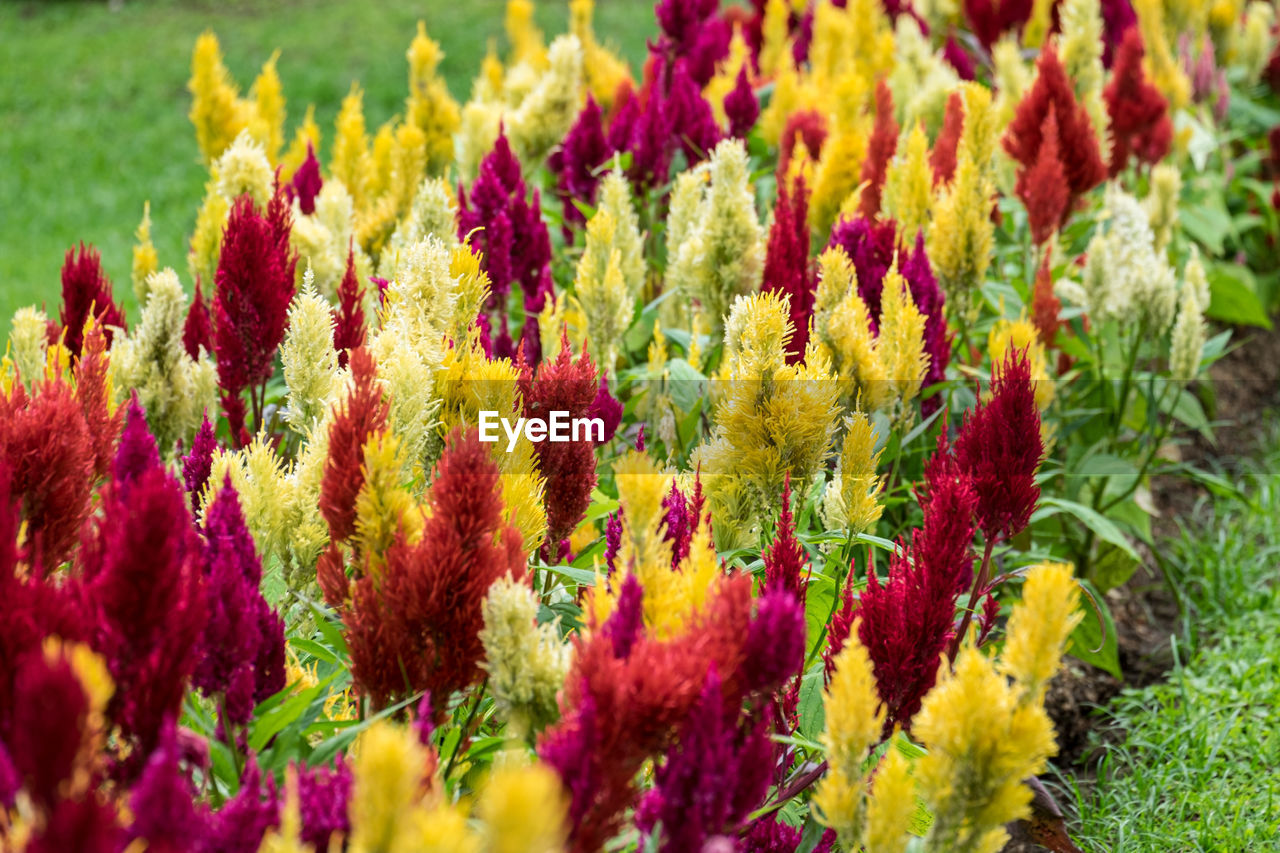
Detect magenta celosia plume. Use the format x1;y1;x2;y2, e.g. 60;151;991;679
550;96;613;232
761;177;814;363
332;247;366;368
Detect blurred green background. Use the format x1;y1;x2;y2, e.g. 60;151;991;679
0;0;657;322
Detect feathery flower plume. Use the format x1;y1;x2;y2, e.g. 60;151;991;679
458;129;553;357
83;418;205;764
761;175;814;362
1104;27;1173;176
1004;45;1107;228
519;335;603;555
549;96;613;231
182;412;218;506
762;475;808;602
724;66;760;140
954;350;1043;543
288;141;323;215
0;374;95;569
636;668;775;852
193;478;286;726
964;0;1034;49
318;347;389;547
405;21;461;176
931;90;964;186
213;187;298;441
1021;112;1070;245
820;412;885;535
126;720;204;850
332;248;366;369
345;429;527;711
859;81;899;220
74;318;122;481
60;243;126;360
654;0;731;88
1030;254;1063;350
184;279;214;360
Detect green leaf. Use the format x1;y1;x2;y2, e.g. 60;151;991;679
1206;262;1271;329
1068;579;1121;678
1091;543;1141;595
540;563;598;588
665;358;708;412
797;670;826;741
1072;452;1138;479
1034;497;1139;562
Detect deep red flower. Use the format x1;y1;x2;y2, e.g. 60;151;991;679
74;319;123;481
289;141;323;216
724;66;760;140
943;33;976;80
126;720;204;853
1104;27;1173;175
518;333;602;554
1019;111;1070;244
953;350;1043;542
654;0;731;88
761;176;814;362
181;413;218;507
82;421;206;766
0;375;95;570
184;278;214;361
859;80;899;220
193;478;286;726
60;243;126;360
1030;253;1062;348
7;645;93;810
1004;46;1107;224
345;429;527;711
213;187;298;440
319;347;389;546
549;96;614;232
931;91;964;187
778;109;828;181
761;475;808;603
964;0;1034;50
332;248;365;369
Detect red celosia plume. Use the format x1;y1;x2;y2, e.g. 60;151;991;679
318;347;389;546
518;332;602;556
859;80;899;220
1104;27;1173;175
1021;112;1070;245
59;243;126;360
332;248;366;369
183;279;214;361
74;320;124;481
344;429;527;711
931;91;964;187
761;176;815;363
1004;46;1107;230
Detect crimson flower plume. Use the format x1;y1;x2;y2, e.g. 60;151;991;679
1104;27;1173;175
60;243;126;360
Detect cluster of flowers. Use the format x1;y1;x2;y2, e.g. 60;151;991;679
3;0;1274;850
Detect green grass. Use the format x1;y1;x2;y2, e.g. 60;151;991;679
0;0;658;322
1069;441;1280;851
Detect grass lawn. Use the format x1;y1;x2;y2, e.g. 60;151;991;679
1070;439;1280;850
0;0;658;323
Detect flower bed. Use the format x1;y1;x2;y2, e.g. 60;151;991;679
2;1;1277;850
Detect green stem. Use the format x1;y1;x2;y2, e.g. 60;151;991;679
949;537;996;661
442;679;487;780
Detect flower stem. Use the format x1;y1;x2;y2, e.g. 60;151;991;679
950;537;996;661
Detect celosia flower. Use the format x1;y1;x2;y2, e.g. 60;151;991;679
779;109;828;178
813;631;884;845
858;80;899;220
654;0;731;87
1001;562;1083;700
288;141;323;215
1081;183;1178;330
480;573;572;738
345;429;527;711
1169;283;1205;382
182;413;218;507
1030;254;1063;350
760;175;814;362
913;644;1057;852
193;478;286;726
820;412;885;535
127;720;204;851
0;373;95;568
332;249;365;369
204;760;279;853
280;269;339;436
113;396;163;487
8;306;49;387
293;757;352;850
668;138;764;330
319;347;389;545
458;129;553;355
954;350;1043;543
990;315;1055;411
109;268;218;455
510;34;586;166
1105;27;1173;176
964;0;1033;49
404;21;460;176
213;187;298;441
73;318;123;481
636;668;775;852
762;475;808;602
188;31;249;164
723;66;759;139
184;279;214;360
60;243;127;359
931;91;964;187
83;417;206;764
216;130;275;208
131;202;159;304
346;721;434;852
549;96;613;231
1004;45;1107;225
519;334;602;554
1020;111;1070;245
